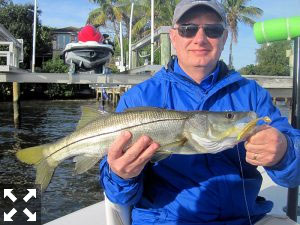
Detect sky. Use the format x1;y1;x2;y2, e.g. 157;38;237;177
13;0;300;70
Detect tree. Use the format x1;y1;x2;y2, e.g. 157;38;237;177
239;40;291;76
239;64;257;75
255;40;291;76
131;0;180;40
0;2;52;69
221;0;263;69
87;0;127;46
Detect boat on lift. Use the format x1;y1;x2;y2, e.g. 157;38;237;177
63;25;114;74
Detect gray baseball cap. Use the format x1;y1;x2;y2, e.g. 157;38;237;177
172;0;227;25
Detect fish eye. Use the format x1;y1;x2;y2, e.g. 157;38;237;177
225;113;235;119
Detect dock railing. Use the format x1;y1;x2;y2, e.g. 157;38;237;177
130;26;175;73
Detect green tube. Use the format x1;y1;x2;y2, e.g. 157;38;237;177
253;16;300;44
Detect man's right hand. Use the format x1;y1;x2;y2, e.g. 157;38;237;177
107;131;160;179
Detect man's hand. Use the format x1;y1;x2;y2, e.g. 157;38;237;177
244;125;287;167
107;131;160;179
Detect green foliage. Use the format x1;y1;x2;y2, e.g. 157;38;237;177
42;57;68;73
0;2;52;69
44;84;74;99
255;41;291;76
239;64;258;75
41;57;75;98
239;40;291;76
0;83;12;101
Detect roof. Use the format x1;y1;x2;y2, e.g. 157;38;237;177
0;24;22;48
52;26;81;34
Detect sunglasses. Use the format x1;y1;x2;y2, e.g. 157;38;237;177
174;24;225;39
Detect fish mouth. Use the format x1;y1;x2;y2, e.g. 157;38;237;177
237;116;272;141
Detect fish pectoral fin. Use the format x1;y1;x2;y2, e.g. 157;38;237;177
151;151;172;163
150;139;187;163
73;155;101;175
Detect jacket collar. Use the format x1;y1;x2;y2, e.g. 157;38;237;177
157;56;244;96
173;58;220;92
167;56;231;83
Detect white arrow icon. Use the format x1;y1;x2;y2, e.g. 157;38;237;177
4;189;17;202
23;208;36;221
23;189;36;202
4;208;17;221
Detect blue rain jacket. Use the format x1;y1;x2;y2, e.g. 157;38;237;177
100;58;300;225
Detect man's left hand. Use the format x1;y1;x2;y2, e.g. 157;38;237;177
244;125;287;167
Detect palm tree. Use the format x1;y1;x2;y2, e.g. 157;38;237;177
131;0;180;40
87;0;131;46
221;0;263;69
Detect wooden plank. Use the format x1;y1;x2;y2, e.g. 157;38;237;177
0;65;28;73
127;65;162;74
0;71;293;98
0;72;152;85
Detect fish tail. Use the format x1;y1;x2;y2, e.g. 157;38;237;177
16;144;50;165
16;144;58;192
35;159;58;192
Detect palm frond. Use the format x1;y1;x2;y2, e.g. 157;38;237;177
240;6;263;17
112;6;123;22
132;16;148;38
239;16;255;26
222;0;263;66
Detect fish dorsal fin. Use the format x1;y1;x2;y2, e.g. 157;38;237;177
76;106;110;130
124;107;164;112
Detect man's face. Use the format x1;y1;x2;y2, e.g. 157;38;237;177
170;11;228;73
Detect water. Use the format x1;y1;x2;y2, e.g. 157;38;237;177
0;100;296;223
0;100;114;224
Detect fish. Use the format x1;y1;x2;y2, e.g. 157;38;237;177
16;107;271;192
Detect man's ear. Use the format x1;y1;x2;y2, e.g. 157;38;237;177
219;29;228;51
169;28;177;48
222;29;228;45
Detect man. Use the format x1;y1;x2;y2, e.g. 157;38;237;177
100;0;300;224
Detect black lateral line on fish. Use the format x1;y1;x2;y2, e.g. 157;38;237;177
39;117;189;164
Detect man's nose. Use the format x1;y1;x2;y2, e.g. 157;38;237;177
193;27;208;43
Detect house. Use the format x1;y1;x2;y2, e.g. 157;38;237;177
51;26;80;58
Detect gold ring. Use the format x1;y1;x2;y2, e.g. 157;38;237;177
253;153;258;160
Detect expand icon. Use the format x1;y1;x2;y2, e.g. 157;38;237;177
3;188;37;222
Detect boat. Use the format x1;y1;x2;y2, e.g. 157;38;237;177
63;41;114;74
44;167;296;225
62;25;115;74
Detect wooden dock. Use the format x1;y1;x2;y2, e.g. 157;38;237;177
0;23;294;106
0;68;293;100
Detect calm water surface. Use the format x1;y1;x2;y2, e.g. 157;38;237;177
0;100;294;223
0;100;115;224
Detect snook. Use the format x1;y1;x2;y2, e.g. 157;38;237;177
16;107;268;192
